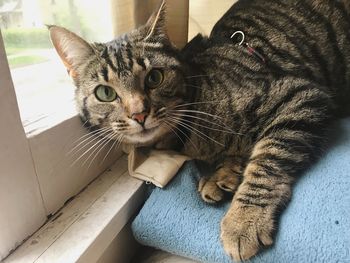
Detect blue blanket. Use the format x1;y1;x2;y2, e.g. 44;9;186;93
132;119;350;263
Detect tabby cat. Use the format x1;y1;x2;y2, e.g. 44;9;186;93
49;0;350;260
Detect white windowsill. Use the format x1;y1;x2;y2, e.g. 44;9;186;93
4;156;147;263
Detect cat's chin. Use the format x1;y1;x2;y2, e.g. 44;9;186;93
123;126;166;146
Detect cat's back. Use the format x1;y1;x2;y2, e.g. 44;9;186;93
210;0;350;77
188;0;350;115
212;0;350;35
180;0;350;159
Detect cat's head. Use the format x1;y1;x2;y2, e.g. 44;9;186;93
49;2;191;146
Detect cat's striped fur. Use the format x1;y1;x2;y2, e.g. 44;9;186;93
49;0;350;260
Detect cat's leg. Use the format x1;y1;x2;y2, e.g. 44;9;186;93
220;78;332;261
198;157;245;203
220;157;291;261
220;131;327;261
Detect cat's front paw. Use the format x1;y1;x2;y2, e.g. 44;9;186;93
220;203;274;261
198;167;241;204
198;177;224;203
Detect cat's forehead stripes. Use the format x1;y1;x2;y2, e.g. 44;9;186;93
101;66;109;82
136;57;147;70
88;38;181;93
99;41;152;80
100;47;118;77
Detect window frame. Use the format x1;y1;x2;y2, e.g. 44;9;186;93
0;31;46;260
0;29;122;260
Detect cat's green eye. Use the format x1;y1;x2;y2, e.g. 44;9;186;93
94;85;118;102
145;69;164;89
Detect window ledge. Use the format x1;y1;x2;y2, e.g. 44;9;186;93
4;156;147;263
23;105;77;138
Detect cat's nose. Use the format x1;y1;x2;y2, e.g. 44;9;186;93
131;112;148;126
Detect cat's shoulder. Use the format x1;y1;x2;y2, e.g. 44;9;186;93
181;34;210;58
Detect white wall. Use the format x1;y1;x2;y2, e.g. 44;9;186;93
189;0;237;39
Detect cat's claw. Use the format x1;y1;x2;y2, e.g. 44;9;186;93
220;203;274;261
198;177;224;203
216;179;238;193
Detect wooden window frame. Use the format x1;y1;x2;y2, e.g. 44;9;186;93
0;29;123;260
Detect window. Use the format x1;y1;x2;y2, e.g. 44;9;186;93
0;0;119;260
1;0;113;131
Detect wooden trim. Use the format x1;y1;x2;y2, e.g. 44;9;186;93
0;30;47;260
110;0;189;48
4;157;147;263
0;27;124;259
27;114;123;214
188;0;236;39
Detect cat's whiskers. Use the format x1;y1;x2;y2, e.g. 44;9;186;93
72;135;112;168
162;122;186;146
46;124;108;175
171;100;221;109
163;120;199;152
85;131;120;169
170;112;234;133
66;126;110;156
155;107;167;119
84;131;116;167
184;84;205;90
72;125;110;144
68;127;113;156
68;130;113;162
167;116;225;147
170;109;226;121
70;128;114;167
168;115;237;134
80;119;89;128
169;110;245;136
185;74;214;79
102;134;124;164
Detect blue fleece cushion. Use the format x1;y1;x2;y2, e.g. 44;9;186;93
132;119;350;263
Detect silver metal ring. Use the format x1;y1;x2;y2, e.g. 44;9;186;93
230;31;245;46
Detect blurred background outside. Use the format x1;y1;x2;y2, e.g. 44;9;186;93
0;0;113;131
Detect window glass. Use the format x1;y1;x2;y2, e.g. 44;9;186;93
0;0;113;132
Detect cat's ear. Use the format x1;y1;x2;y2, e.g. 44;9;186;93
143;0;168;42
48;25;94;78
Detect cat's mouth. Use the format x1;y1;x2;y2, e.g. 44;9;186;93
123;124;165;145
